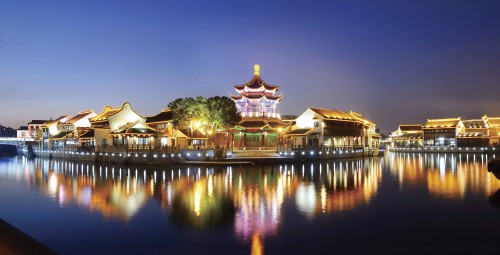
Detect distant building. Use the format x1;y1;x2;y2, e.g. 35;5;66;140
286;107;379;149
88;105;123;150
16;126;29;139
457;119;489;147
390;124;423;148
27;120;50;141
422;118;463;147
484;115;500;146
105;102;156;151
40;115;71;150
145;109;187;149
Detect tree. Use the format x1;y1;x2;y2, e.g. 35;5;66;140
167;96;240;133
206;96;241;130
168;97;207;129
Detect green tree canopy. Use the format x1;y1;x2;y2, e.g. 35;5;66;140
167;96;240;132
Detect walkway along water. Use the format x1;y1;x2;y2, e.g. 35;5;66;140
28;146;381;166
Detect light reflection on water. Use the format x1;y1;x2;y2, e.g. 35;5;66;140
388;153;500;200
0;156;382;252
1;153;500;254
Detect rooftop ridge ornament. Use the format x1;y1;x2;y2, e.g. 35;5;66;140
254;64;260;76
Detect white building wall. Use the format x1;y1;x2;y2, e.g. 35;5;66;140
107;103;145;132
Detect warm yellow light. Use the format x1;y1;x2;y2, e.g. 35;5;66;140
254;64;260;76
208;130;213;135
194;121;201;129
194;183;202;217
278;128;283;133
251;233;263;255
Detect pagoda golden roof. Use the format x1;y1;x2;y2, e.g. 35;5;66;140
234;65;279;92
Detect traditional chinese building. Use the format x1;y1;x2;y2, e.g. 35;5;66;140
422;118;463;146
27;120;50;141
87;102;157;152
145;109;189;149
56;110;97;150
484;115;500;146
40;115;71;150
390;124;423;148
230;65;286;149
286;107;380;150
457;119;489;147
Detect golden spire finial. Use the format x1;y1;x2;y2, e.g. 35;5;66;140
254;64;260;76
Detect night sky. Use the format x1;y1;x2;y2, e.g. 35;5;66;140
1;0;499;133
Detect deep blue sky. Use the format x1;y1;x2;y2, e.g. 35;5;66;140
1;0;499;133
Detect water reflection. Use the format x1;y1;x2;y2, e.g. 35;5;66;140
3;153;500;253
388;153;500;200
0;156;383;253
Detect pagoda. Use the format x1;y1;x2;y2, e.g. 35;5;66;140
230;65;286;149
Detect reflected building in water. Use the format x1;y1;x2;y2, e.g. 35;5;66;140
294;159;382;218
4;157;382;254
388;152;500;199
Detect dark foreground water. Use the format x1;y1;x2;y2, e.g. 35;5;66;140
1;153;500;254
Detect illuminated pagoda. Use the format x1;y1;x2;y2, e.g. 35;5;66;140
230;65;286;149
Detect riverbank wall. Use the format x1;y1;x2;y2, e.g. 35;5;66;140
30;147;381;166
389;146;499;154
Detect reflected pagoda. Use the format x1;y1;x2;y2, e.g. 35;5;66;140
230;65;286;149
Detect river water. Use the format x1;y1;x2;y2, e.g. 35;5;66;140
1;153;500;254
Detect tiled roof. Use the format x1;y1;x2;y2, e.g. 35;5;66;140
45;115;71;126
28;120;50;125
392;133;423;140
399;124;422;132
281;115;297;121
457;132;487;138
66;110;94;124
17;126;28;131
237;121;267;128
462;119;487;129
487;117;500;127
348;111;375;125
310;108;354;120
234;75;279;91
146;110;173;123
111;121;157;135
423;118;461;128
78;130;95;138
285;128;312;135
50;131;72;139
231;93;282;101
90;106;121;122
237;119;285;129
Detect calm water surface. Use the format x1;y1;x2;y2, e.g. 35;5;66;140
1;153;500;254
